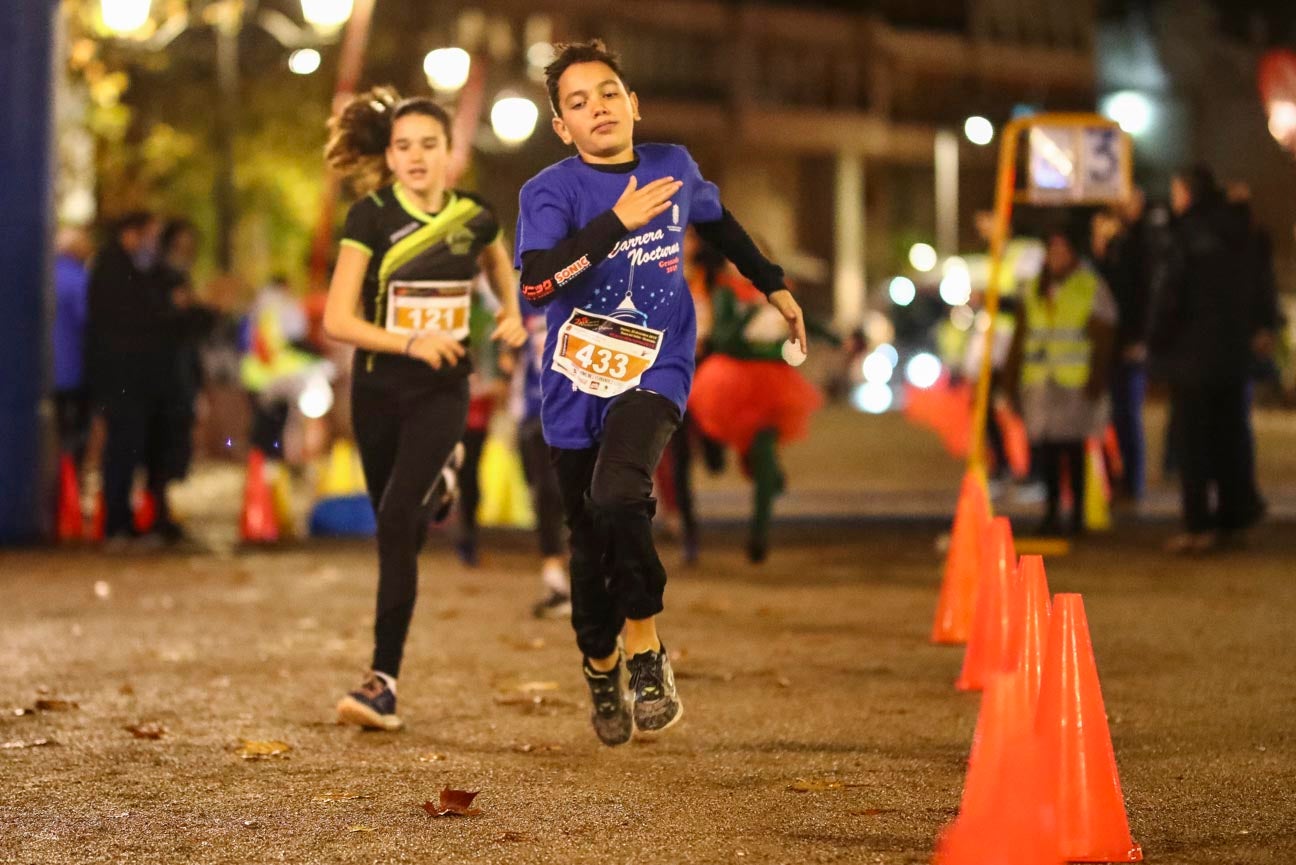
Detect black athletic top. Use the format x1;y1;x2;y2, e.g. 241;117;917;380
341;183;501;384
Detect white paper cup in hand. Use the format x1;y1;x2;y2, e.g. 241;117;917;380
781;338;806;367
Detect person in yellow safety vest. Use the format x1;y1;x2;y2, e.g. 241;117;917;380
1005;225;1117;536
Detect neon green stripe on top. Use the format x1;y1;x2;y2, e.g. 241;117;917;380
374;194;483;330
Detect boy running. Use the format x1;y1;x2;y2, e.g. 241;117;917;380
516;40;806;745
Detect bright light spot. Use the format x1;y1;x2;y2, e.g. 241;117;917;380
876;344;899;368
1100;90;1153;137
909;243;938;273
288;48;321;75
905;352;942;389
889;276;916;307
939;256;972;306
861;351;894;385
974;310;993;332
1268;101;1296;146
490;96;539;145
865;310;895;347
526;42;555;70
423;47;471;92
94;580;112;600
950;305;975;332
298;375;334;420
300;0;353;30
101;0;151;34
852;382;894;415
964;116;994;146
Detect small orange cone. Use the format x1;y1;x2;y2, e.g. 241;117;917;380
56;454;84;542
240;449;279;544
1006;555;1052;707
932;470;991;645
956;517;1016;691
934;671;1061;865
132;489;157;535
1035;594;1142;862
89;490;106;542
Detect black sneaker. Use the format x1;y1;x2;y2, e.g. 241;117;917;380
531;590;572;620
581;656;633;746
427;443;465;525
336;673;403;731
627;646;683;735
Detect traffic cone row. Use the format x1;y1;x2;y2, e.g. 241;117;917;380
56;454;157;544
241;448;280;544
931;469;991;644
935;518;1142;864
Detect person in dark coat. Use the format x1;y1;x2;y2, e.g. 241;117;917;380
1151;166;1272;553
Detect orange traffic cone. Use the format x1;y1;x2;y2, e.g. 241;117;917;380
956;517;1017;691
240;449;279;544
89;490;106;542
1006;555;1052;707
934;671;1061;865
932;470;991;644
133;488;156;535
1035;594;1142;862
56;454;84;542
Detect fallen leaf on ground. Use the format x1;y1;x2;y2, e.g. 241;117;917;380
124;723;166;740
496;831;526;842
776;676;792;688
493;694;576;714
348;825;377;833
418;753;448;763
787;778;866;793
34;699;78;712
516;681;559;693
512;742;562;754
314;791;368;803
421;787;482;817
1;738;57;749
241;820;258;828
118;683;135;696
235;740;292;759
501;636;546;651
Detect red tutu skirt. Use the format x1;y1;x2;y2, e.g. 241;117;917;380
689;354;823;453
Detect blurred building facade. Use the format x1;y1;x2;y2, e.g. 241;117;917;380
446;0;1098;330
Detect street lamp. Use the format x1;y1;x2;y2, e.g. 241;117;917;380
490;95;539;146
423;47;471;93
300;0;354;32
100;0;151;34
96;0;354;272
908;242;938;273
964;116;994;146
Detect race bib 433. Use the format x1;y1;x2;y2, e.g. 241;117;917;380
552;307;663;398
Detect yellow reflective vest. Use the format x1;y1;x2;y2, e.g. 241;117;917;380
1021;266;1098;390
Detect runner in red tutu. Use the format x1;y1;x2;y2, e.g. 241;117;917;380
689;267;825;562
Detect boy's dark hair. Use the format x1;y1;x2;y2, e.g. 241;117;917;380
544;39;628;116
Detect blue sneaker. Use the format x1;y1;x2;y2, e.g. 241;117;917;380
336;673;402;731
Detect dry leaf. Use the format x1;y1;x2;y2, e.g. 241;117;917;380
512;742;562;754
496;831;526;842
348;825;377;833
124;723;166;740
241;820;258;829
788;778;844;793
2;738;57;749
314;791;368;803
34;698;78;712
118;683;135;696
418;753;448;763
776;676;792;689
516;681;559;693
493;694;576;715
421;787;481;817
235;739;292;759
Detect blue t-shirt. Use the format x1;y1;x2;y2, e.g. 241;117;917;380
514;143;722;448
511;291;546;422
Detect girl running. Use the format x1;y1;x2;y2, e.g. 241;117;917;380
516;40;806;745
323;86;526;730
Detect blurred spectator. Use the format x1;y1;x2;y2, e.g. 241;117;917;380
148;219;217;540
86;211;163;545
1006;225;1117;536
52;226;94;468
1092;188;1155;501
1151;166;1271;553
